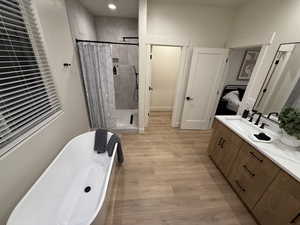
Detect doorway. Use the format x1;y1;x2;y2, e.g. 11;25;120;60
149;45;181;125
215;46;262;117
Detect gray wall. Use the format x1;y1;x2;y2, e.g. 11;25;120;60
224;47;261;87
95;16;138;43
225;49;249;86
0;0;90;224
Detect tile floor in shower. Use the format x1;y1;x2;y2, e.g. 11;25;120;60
114;109;138;131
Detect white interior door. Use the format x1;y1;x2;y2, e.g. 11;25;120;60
181;48;228;130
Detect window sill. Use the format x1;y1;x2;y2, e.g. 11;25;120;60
0;110;64;159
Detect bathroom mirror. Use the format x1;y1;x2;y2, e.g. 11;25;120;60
254;43;300;122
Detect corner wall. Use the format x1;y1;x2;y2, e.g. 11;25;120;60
227;0;300;113
0;0;90;223
65;0;97;40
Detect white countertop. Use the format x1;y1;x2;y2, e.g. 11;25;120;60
216;115;300;182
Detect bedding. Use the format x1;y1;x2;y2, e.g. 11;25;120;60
222;90;241;112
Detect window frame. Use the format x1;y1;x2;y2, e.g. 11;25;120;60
0;0;62;157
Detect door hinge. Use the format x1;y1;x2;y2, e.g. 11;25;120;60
275;59;280;65
150;54;152;60
148;112;150;116
226;58;229;63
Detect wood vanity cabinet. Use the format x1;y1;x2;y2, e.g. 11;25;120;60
228;142;280;208
253;171;300;225
208;120;243;177
208;119;300;225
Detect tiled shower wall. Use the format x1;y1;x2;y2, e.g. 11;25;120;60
112;45;138;109
95;16;138;109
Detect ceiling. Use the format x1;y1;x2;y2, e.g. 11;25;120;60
79;0;139;18
79;0;248;18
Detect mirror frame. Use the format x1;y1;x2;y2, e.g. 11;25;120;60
253;42;300;124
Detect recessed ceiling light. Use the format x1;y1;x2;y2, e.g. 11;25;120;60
108;3;117;10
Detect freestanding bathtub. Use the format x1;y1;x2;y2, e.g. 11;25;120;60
7;131;119;225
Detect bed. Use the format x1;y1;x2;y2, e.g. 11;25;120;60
215;85;247;115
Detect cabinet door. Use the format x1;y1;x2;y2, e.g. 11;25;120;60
229;143;280;209
253;171;300;225
208;120;223;162
217;140;240;177
208;120;242;177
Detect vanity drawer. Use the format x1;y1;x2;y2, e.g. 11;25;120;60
229;142;280;209
253;171;300;225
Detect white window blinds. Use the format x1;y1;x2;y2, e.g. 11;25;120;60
0;0;61;155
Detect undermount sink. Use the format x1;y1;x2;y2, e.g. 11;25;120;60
223;116;278;143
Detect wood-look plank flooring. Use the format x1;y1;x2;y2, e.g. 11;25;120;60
106;112;257;225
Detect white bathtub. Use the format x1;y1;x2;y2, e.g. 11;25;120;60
7;131;118;225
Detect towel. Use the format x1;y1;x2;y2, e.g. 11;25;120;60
94;129;107;154
94;129;124;164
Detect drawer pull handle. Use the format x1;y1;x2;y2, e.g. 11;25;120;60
243;165;255;177
249;151;263;163
290;213;300;224
235;180;246;192
217;137;223;146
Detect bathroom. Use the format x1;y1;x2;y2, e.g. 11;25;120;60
1;0;300;225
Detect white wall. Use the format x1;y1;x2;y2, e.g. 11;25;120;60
0;0;90;224
139;0;236;130
228;0;300;113
95;16;138;42
150;46;181;111
65;0;97;40
65;0;98;126
147;0;235;47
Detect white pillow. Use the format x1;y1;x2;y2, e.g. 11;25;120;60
222;90;239;101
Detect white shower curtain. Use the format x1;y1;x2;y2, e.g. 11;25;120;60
78;42;116;129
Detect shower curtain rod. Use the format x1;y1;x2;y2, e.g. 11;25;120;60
122;36;138;41
76;39;139;46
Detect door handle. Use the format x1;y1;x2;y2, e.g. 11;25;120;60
186;96;193;101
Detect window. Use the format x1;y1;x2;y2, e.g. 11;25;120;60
0;0;61;155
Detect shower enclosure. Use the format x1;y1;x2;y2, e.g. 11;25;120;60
77;40;138;131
